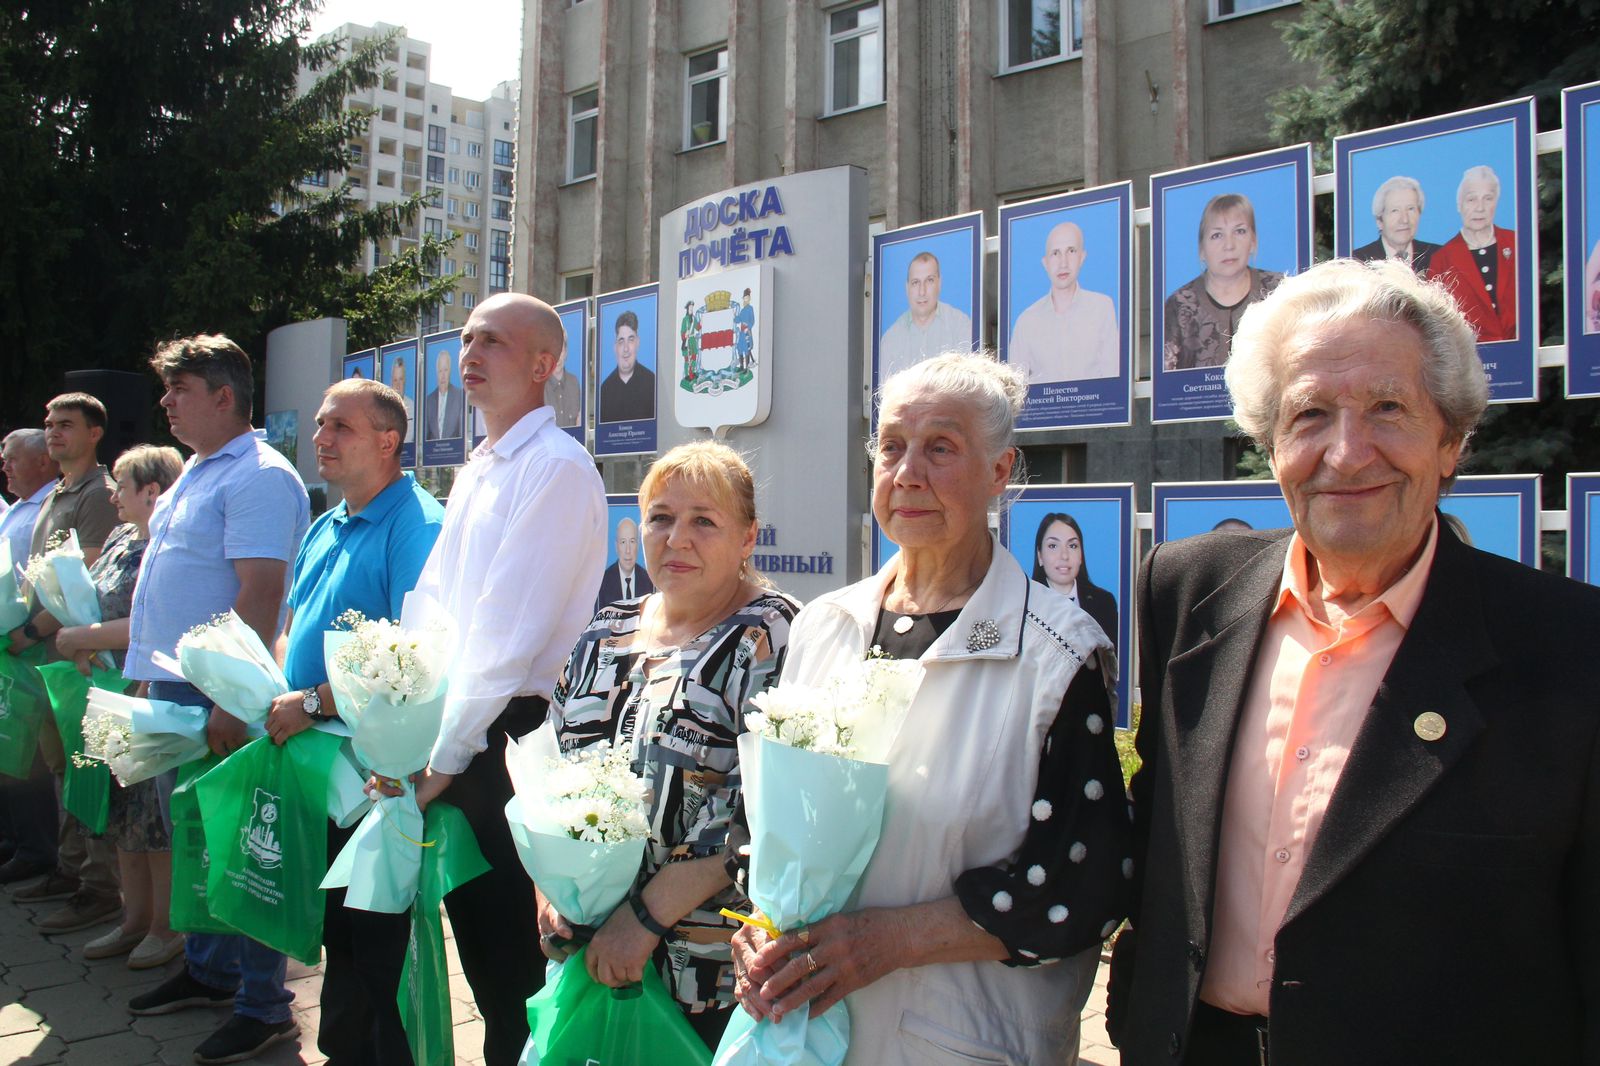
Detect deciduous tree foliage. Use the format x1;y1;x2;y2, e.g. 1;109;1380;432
1269;0;1600;509
0;1;456;427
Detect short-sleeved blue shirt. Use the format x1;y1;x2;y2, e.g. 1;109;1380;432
283;473;444;690
126;430;310;683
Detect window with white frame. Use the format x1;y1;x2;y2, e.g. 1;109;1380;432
684;47;728;149
465;171;481;190
1001;0;1082;72
442;257;456;274
463;292;476;309
450;136;461;154
825;3;882;114
1211;0;1296;18
464;262;478;278
568;89;598;180
465;201;480;218
467;141;482;158
448;166;460;184
466;232;480;252
447;197;459;215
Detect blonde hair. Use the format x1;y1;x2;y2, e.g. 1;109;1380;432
112;444;184;494
639;439;765;583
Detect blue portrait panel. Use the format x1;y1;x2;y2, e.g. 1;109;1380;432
553;299;589;445
341;349;376;383
1000;183;1134;431
595;284;659;456
379;338;419;468
420;329;465;468
1150;145;1313;424
598;495;654;614
871;212;984;403
1438;474;1539;567
1335;98;1537;402
1002;485;1135;728
1569;474;1600;585
1152;481;1291;544
1564;83;1600;397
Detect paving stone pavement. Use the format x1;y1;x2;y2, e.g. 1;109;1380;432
0;873;1119;1064
0;876;486;1066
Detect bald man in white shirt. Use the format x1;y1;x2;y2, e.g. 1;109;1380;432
1008;221;1120;384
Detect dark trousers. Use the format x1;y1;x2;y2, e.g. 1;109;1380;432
319;820;414;1066
442;696;547;1066
1186;1002;1271;1066
0;749;58;868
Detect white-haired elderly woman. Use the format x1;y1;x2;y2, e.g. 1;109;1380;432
1427;164;1516;341
730;352;1133;1064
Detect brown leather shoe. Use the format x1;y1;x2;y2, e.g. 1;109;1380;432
12;871;79;902
37;891;121;934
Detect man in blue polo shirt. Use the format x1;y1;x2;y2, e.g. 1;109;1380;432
262;378;442;1066
122;335;310;1065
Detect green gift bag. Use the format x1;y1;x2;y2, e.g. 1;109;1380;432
524;948;712;1066
37;660;127;835
397;802;490;1066
170;753;236;935
194;730;343;965
0;646;49;780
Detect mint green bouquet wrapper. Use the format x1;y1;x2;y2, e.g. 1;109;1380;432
711;734;890;1066
175;609;290;726
319;602;452;914
24;530;114;671
0;541;29;633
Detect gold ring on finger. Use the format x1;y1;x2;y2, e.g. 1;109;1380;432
795;926;810;945
805;951;818;975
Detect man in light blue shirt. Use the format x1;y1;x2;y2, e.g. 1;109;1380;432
0;428;60;886
262;379;443;1066
0;430;58;579
121;335;310;1066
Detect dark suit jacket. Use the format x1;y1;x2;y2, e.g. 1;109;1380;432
1077;581;1118;649
1351;236;1439;274
422;384;464;439
1427;227;1517;342
599;365;656;424
1109;524;1600;1065
594;560;653;613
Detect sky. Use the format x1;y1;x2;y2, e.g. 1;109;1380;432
306;0;523;100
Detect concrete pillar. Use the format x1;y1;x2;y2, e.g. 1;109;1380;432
884;0;919;228
1172;0;1204;167
591;0;633;291
514;0;565;298
1082;0;1119;186
725;0;761;188
640;0;677;280
782;0;818;174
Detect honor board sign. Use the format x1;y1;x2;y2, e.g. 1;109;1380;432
656;166;868;602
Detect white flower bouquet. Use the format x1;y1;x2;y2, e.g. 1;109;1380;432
23;531;112;669
506;721;655;1066
71;687;211;786
175;609;290;725
0;540;29;633
320;604;453;913
712;652;920;1066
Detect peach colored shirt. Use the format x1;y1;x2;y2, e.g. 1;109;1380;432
1198;520;1438;1016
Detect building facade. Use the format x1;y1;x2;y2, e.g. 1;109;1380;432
513;0;1315;494
298;23;519;335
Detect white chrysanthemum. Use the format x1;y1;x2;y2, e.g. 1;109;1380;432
1047;905;1068;924
1026;865;1047;886
1031;799;1053;822
992;891;1013;913
1086;714;1104;734
1122;857;1135;879
1084;779;1104;801
1069;842;1087;864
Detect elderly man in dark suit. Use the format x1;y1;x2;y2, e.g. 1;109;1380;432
1109;258;1600;1066
1351;175;1439;275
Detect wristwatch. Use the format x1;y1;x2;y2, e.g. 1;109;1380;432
21;621;41;642
302;687;328;721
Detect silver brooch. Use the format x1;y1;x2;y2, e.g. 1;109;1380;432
966;619;1000;652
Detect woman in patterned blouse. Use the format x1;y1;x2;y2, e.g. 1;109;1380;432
51;444;186;969
536;440;799;1046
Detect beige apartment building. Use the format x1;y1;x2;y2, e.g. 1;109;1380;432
298;23;518;335
510;0;1317;491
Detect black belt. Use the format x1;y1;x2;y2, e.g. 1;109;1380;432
1190;1002;1269;1066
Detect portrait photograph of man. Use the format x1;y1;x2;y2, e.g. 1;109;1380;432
871;212;982;392
380;340;418;465
549;300;588;439
594;502;654;612
421;330;466;467
1352;175;1439;273
594;284;660;456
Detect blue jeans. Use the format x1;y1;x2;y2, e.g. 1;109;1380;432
149;680;293;1024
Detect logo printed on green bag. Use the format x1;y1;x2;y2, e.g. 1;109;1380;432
241;788;283;870
0;673;13;718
